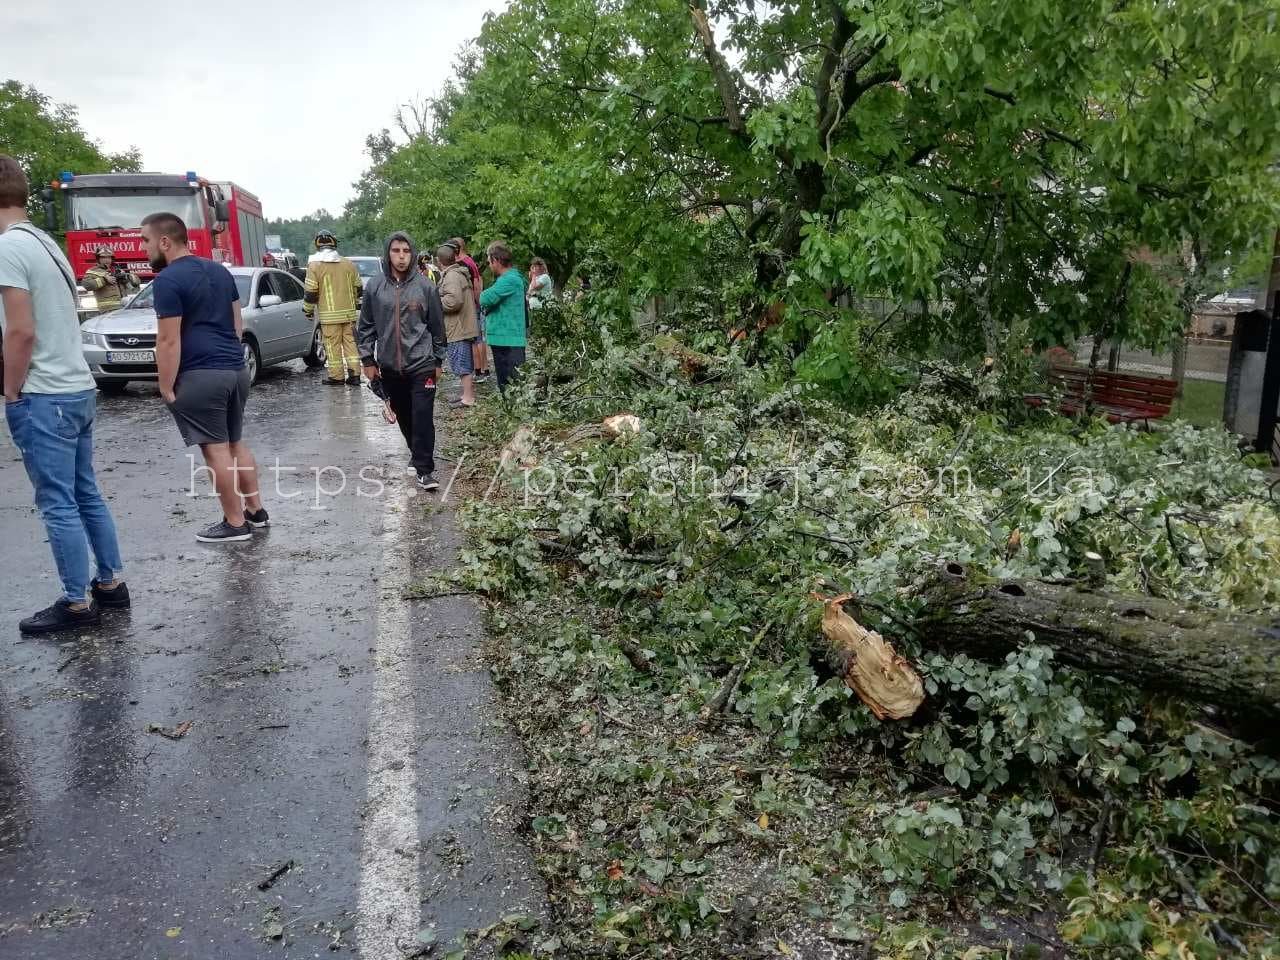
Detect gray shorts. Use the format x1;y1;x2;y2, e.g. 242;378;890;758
168;367;251;446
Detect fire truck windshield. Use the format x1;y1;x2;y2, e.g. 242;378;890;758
66;191;204;232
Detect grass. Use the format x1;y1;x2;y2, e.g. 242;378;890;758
1170;377;1225;428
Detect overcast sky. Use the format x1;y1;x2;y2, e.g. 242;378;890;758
3;0;503;219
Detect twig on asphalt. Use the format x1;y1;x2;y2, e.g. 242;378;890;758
147;720;193;740
56;653;81;673
256;858;295;891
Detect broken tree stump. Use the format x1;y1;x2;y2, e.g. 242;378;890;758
818;594;925;720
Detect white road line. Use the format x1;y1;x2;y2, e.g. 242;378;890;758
357;488;421;957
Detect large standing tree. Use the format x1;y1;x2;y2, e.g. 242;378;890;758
0;81;140;225
370;0;1280;372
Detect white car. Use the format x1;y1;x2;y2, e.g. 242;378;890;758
79;266;327;393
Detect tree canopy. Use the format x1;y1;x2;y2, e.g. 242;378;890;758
351;0;1280;390
0;80;140;224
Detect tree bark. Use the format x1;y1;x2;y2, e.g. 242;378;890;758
917;564;1280;731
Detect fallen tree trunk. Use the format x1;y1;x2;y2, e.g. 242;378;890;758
918;563;1280;730
653;334;725;381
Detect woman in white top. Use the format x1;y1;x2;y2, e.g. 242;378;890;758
527;257;553;310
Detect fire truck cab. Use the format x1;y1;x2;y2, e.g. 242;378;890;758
49;171;268;282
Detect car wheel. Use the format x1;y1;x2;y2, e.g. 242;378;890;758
243;337;261;386
96;379;129;395
304;324;326;369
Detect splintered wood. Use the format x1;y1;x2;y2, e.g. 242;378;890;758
498;425;537;472
818;594;924;720
602;413;642;437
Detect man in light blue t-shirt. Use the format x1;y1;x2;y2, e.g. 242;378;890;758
0;154;128;635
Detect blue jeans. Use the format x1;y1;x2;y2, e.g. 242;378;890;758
5;390;124;603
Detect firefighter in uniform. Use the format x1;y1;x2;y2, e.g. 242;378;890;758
81;246;140;313
302;230;363;385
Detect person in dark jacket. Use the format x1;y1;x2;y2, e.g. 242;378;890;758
356;231;447;490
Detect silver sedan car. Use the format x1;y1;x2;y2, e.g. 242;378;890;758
79;266;327;392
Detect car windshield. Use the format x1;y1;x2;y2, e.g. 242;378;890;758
128;282;155;310
353;259;381;278
124;274;249;310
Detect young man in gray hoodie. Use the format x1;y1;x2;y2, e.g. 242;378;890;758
356;232;447;490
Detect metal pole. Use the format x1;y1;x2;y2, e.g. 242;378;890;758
1254;297;1280;455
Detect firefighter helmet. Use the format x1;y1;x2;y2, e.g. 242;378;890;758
95;246;115;260
314;230;338;249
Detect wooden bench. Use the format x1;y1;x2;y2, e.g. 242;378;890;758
1025;362;1177;425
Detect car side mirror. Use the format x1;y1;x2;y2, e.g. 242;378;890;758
257;294;282;307
214;200;230;221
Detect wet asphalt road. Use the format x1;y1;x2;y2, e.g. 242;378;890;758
0;363;543;959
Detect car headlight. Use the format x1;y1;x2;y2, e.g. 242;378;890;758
80;329;98;346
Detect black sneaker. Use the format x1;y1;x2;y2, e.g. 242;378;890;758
415;472;440;491
474;371;490;383
196;520;253;543
91;579;131;609
20;599;101;635
346;372;361;385
244;507;270;528
324;377;346;386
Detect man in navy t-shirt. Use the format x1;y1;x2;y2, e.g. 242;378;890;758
142;212;269;543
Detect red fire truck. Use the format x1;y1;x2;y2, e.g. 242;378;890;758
47;171;268;281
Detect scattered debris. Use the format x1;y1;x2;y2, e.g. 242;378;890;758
32;905;93;930
146;720;193;740
261;906;285;942
256;858;295;891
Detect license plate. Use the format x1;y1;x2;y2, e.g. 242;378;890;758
105;350;155;363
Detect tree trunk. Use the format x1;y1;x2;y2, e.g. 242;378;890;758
1170;329;1189;397
917;564;1280;732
